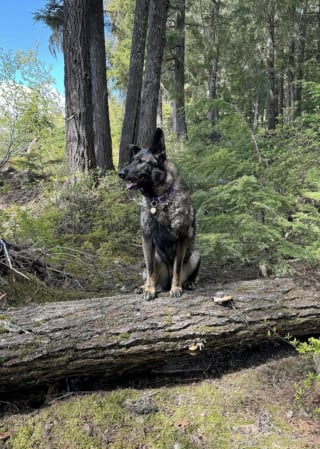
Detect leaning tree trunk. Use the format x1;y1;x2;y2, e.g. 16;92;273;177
1;277;320;392
137;0;169;148
118;0;150;168
63;0;96;173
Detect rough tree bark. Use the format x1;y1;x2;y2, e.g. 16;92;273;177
207;0;220;125
118;0;150;168
88;0;114;172
266;3;278;130
64;0;96;173
172;0;187;140
63;0;113;173
137;0;169;148
1;277;320;392
295;1;308;118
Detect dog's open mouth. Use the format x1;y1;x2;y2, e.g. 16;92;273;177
127;182;139;190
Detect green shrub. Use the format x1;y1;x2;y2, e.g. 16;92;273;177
0;172;141;298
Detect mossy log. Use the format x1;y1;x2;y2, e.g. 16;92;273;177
0;277;320;392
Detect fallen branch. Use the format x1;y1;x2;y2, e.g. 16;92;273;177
0;239;30;280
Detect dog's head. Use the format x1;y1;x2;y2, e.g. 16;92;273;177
118;128;167;195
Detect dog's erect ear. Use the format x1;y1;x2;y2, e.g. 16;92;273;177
127;144;141;162
150;128;166;162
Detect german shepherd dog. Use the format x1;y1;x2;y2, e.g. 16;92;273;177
118;128;200;300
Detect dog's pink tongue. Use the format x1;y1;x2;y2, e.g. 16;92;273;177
127;182;138;190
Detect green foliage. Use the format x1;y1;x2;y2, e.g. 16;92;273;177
291;337;320;415
175;88;320;273
0;46;64;169
295;337;320;356
109;97;124;166
105;0;135;91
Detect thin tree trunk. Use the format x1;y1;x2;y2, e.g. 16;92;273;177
88;0;114;172
295;1;308;118
287;40;295;122
278;72;284;124
266;4;278;130
119;0;150;167
1;277;320;391
137;0;169;148
207;0;220;124
317;1;320;63
173;0;187;140
252;97;259;130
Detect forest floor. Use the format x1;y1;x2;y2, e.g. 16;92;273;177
0;169;320;448
0;343;319;448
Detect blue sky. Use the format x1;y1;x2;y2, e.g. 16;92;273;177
1;0;64;94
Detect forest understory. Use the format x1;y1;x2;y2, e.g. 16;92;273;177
1;0;320;446
0;170;320;448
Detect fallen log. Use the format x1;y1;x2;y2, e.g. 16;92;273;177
0;277;320;392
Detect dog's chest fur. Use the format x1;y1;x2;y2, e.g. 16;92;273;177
140;163;195;244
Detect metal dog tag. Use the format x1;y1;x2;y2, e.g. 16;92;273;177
150;200;157;215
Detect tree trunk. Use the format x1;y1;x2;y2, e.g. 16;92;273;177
63;0;96;173
278;72;284;124
137;0;169;148
266;5;278;130
317;1;320;63
118;0;150;168
157;85;164;128
88;0;114;172
1;277;320;392
252;97;259;130
63;0;113;173
207;0;220;124
173;0;187;140
287;40;295;122
295;1;308;118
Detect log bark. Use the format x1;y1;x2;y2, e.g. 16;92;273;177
0;277;320;392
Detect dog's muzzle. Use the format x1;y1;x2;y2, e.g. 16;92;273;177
118;168;127;180
118;168;139;190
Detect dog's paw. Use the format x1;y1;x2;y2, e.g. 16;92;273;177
135;285;145;294
170;286;183;298
137;284;156;301
143;288;156;301
183;281;196;291
135;285;157;301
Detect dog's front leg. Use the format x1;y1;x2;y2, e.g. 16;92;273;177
170;240;187;298
141;236;157;301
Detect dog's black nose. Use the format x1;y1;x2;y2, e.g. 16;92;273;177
118;168;126;179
